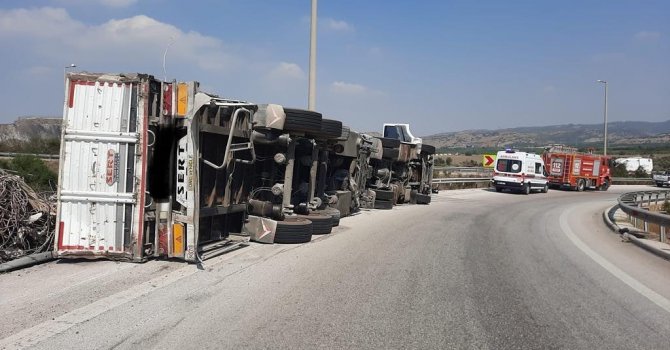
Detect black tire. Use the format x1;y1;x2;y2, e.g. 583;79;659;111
296;213;332;234
337;125;351;141
377;137;401;148
656;183;663;188
600;180;610;191
374;199;393;210
283;108;322;133
409;189;418;204
382;147;399;160
374;189;395;201
577;179;585;192
541;184;548;193
312;118;343;139
421;144;436;155
523;183;530;195
273;218;313;244
319;207;341;227
415;193;431;204
495;187;502;193
330;211;341;227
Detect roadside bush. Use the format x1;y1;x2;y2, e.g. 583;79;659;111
662;199;670;213
0;155;57;192
0;138;60;154
611;162;629;177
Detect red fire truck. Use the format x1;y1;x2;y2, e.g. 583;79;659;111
542;145;611;191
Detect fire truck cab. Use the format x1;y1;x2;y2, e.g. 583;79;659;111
492;150;548;195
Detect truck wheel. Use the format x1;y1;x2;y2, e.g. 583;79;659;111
657;183;663;188
541;184;548;193
409;189;418;204
415;193;431;204
274;218;313;244
312;118;342;140
523;183;531;195
336;125;351;141
577;179;585;192
600;180;610;191
283;108;322;134
296;213;332;235
323;207;341;227
374;189;394;201
374;199;393;210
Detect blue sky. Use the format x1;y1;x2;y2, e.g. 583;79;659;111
0;0;668;136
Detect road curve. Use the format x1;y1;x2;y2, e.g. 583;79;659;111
1;185;669;349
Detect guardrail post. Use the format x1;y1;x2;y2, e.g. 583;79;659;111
661;226;667;243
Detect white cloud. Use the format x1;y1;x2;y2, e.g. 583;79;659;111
330;81;381;96
0;7;310;122
0;7;83;38
0;8;238;73
323;18;354;32
634;31;661;42
268;62;306;81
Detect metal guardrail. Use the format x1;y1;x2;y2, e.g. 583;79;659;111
434;166;491;173
617;190;669;243
0;152;60;160
432;177;491;184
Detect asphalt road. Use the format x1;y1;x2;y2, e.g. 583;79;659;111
1;185;669;349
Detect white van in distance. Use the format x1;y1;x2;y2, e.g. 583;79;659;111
492;150;548;194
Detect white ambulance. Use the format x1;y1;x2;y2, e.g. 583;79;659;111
491;150;548;194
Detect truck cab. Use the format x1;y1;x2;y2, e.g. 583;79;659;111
492;150;548;194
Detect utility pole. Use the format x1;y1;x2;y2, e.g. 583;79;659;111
308;0;317;110
597;80;608;156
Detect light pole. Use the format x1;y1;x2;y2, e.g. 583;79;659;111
596;80;608;156
308;0;317;110
64;64;77;107
64;63;76;77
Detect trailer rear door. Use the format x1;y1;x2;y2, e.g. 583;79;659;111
55;75;149;261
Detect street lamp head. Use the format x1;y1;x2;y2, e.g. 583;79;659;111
65;64;76;69
596;79;607;84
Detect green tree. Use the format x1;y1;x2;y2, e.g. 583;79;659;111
611;161;629;178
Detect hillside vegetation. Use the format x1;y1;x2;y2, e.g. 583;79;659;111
423;120;670;150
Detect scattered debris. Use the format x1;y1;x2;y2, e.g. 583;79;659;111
0;170;56;263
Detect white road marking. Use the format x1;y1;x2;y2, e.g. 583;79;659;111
559;208;670;314
0;245;257;350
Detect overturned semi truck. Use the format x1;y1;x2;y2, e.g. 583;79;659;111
54;72;435;262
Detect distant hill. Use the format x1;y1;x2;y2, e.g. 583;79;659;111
0;117;61;142
422;121;670;149
3;117;670;151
